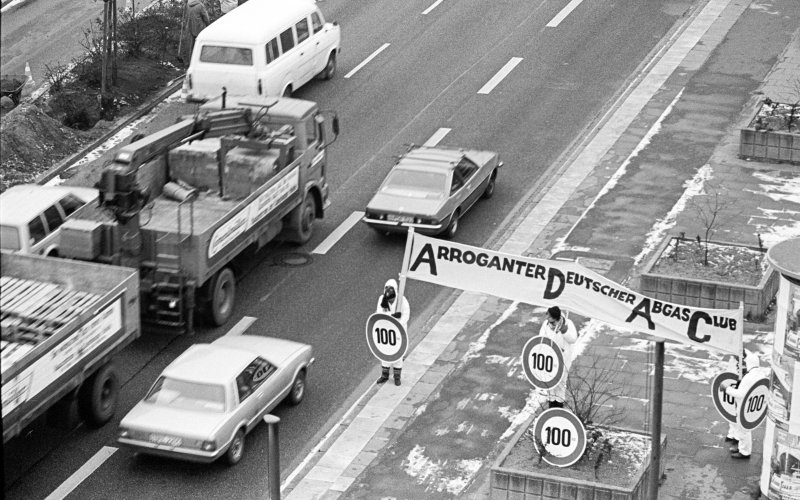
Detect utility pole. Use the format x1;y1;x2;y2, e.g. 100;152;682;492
648;341;664;500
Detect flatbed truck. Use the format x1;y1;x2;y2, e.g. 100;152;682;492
1;251;140;442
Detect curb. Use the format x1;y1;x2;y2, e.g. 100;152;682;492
34;76;185;186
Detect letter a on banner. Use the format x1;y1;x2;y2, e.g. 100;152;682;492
401;231;743;355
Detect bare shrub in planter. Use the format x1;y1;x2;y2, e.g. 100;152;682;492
117;0;184;60
687;181;738;266
43;62;70;93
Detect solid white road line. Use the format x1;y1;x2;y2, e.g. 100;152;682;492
224;315;258;336
311;211;365;254
423;128;451;147
477;57;523;94
45;446;117;500
546;0;584;28
344;43;391;79
422;0;444;15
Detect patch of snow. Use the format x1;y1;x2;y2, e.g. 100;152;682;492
463;302;519;362
402;444;484;495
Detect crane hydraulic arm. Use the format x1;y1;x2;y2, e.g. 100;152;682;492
97;108;254;223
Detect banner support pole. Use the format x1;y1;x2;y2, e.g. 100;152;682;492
739;301;745;378
648;340;665;500
395;228;415;315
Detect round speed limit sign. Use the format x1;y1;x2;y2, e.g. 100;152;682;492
521;336;566;389
532;408;587;467
739;378;770;430
365;313;408;364
711;372;739;423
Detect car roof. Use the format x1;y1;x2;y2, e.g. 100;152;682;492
395;147;466;173
0;185;98;225
198;0;318;46
162;344;255;385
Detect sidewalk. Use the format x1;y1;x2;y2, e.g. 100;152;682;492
283;1;800;499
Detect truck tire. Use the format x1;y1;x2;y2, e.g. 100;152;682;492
287;195;316;244
209;267;236;326
78;363;119;428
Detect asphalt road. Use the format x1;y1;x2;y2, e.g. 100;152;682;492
3;0;702;498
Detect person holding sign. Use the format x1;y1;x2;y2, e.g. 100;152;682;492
723;351;761;459
375;279;410;386
723;352;743;445
539;306;578;409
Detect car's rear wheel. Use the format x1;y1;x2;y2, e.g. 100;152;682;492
482;171;497;199
226;429;245;465
443;210;460;239
287;370;306;406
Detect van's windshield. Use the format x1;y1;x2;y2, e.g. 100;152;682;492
200;46;254;66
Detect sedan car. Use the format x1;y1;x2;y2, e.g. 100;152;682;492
362;146;502;238
117;334;313;465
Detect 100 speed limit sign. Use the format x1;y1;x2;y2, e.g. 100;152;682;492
739;377;769;430
521;336;566;389
533;408;587;467
365;313;408;363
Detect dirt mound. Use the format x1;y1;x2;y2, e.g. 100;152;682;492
0;103;91;192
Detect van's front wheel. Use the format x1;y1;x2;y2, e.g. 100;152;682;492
320;53;336;80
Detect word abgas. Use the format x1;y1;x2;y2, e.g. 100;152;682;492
404;233;743;355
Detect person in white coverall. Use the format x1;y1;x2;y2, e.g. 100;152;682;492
724;352;743;445
724;351;762;459
375;279;410;386
538;306;578;409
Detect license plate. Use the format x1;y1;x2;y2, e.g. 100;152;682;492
149;434;182;447
387;214;414;223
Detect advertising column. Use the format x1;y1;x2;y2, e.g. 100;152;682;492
762;238;800;499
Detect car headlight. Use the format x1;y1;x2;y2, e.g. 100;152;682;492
118;427;130;439
201;440;217;452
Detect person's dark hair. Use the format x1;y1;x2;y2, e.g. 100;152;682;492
547;306;562;321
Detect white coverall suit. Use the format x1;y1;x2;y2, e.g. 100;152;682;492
725;352;764;457
538;314;578;405
376;279;410;370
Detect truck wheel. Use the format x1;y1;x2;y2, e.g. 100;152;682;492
78;363;119;428
287;370;306;406
210;268;235;326
288;195;316;244
225;429;246;465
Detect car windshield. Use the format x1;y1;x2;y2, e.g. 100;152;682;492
0;225;21;251
381;169;446;199
144;376;226;413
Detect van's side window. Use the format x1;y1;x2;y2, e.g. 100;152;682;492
311;12;323;33
295;18;310;44
266;38;280;64
27;216;47;244
280;28;295;53
42;205;63;233
200;46;253;66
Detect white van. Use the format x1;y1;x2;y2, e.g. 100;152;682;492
0;184;99;255
185;0;340;101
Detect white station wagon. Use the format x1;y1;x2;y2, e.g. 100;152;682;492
118;334;313;465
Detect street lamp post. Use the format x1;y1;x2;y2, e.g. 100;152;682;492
263;415;281;500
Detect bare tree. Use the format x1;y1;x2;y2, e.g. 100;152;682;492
689;181;736;266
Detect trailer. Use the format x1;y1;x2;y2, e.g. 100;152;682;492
1;251;140;443
58;96;339;333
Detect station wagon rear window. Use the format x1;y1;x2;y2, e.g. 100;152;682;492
382;169;447;198
199;45;253;66
0;225;21;251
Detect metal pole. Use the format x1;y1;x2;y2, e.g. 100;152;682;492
648;340;664;500
263;415;281;500
395;227;415;315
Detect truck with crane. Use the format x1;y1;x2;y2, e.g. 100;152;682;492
56;95;339;333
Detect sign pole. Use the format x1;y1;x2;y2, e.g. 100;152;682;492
395;228;415;315
648;340;664;500
738;301;745;379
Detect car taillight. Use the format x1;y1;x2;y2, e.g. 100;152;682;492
201;440;217;451
118;427;130;439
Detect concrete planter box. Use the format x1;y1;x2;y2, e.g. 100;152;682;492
739;100;800;164
491;416;667;500
640;236;778;320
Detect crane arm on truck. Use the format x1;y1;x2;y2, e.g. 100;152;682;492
97;108;256;224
